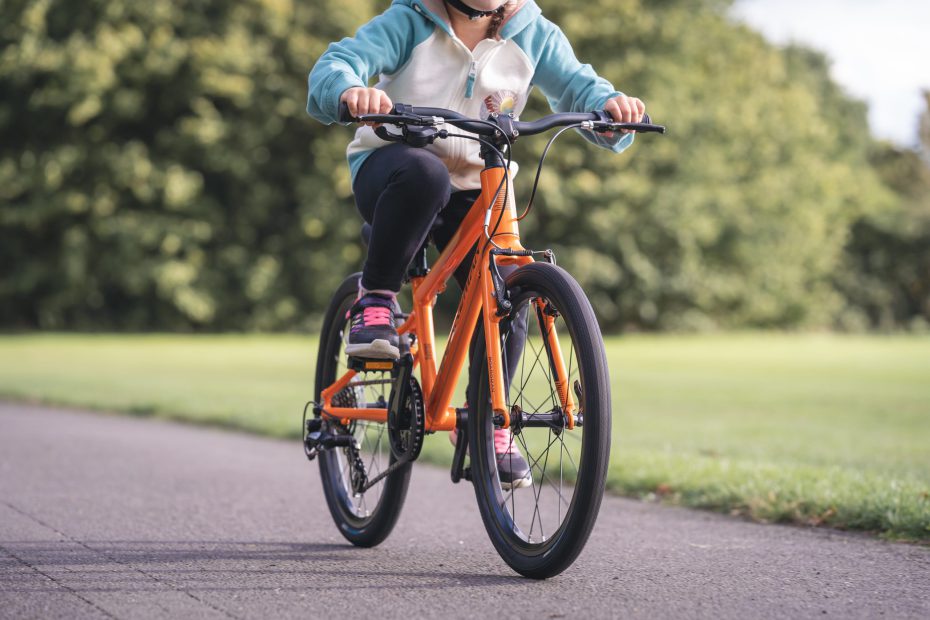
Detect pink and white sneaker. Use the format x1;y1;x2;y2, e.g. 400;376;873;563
450;425;533;490
344;292;400;360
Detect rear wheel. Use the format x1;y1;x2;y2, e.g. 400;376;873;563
314;273;411;547
468;262;611;578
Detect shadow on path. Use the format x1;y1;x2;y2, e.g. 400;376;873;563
1;538;525;595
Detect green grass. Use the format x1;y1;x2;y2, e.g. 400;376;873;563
0;333;927;541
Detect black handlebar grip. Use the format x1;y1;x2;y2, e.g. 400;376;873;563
338;101;357;123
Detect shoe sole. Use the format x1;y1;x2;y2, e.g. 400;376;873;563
499;474;533;490
345;339;400;360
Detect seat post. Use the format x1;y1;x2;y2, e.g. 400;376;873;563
408;244;430;279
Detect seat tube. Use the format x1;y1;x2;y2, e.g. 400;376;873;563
410;277;437;396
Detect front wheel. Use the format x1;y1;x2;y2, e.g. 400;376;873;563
468;262;611;578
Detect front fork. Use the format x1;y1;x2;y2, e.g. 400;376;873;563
449;255;578;483
480;249;577;427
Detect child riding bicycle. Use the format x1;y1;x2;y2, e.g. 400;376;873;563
307;0;645;488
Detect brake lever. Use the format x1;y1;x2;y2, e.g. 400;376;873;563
375;124;448;147
374;125;405;143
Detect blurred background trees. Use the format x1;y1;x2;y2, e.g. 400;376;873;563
0;0;378;330
1;0;927;331
834;92;930;330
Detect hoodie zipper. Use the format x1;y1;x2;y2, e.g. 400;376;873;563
465;60;477;99
412;1;485;100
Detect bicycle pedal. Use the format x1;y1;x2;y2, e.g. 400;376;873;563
348;357;397;372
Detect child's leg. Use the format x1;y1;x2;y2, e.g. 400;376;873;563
345;144;451;359
353;144;452;293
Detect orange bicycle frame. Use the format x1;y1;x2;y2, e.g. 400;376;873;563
319;164;573;431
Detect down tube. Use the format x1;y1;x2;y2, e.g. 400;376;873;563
424;267;483;431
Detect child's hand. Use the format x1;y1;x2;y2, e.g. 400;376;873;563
340;87;393;126
604;94;645;137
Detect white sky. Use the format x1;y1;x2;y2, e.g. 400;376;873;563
730;0;930;146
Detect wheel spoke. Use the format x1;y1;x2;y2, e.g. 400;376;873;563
517;336;549;400
559;436;564;524
559;433;580;472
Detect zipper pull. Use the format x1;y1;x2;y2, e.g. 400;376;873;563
465;60;477;99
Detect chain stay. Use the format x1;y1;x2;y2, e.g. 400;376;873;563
304;354;425;494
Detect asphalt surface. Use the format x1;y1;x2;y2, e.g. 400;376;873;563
1;403;928;619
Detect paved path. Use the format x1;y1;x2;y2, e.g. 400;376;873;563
1;403;927;619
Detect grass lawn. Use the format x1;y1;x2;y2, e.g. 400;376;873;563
0;333;927;541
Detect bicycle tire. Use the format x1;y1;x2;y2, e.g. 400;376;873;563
314;273;412;547
468;262;611;578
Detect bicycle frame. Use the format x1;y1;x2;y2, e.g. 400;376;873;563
319;163;577;432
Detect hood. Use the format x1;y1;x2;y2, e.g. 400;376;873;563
391;0;541;39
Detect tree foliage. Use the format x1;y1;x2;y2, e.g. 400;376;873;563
835;91;930;330
0;0;920;331
515;0;885;330
1;0;375;329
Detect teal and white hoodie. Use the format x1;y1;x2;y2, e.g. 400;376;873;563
307;0;633;190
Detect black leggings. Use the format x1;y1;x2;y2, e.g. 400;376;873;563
352;144;528;390
353;143;478;292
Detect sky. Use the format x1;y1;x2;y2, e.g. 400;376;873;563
730;0;930;146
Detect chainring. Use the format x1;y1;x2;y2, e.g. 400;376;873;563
388;377;425;461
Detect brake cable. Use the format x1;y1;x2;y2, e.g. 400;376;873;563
453;117;514;249
443;133;512;250
515;122;585;222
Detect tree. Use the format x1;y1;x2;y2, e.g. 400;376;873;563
0;0;895;331
514;0;886;330
835;91;930;330
0;0;376;330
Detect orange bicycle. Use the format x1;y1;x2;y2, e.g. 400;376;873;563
304;102;665;578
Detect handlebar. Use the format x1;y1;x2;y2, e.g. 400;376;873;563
337;101;666;138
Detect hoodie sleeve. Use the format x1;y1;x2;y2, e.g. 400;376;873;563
306;5;434;125
514;18;634;153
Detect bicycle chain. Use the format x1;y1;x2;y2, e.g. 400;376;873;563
317;410;414;495
358;378;424;493
357;451;410;492
320;362;424;495
321;398;422;494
